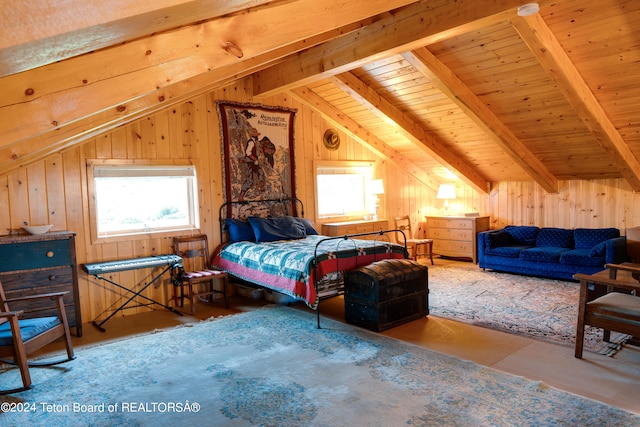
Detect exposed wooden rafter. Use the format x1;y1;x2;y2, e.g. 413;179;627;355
252;0;527;97
0;0;415;175
289;86;439;192
0;0;281;77
332;72;489;194
402;48;559;193
511;13;640;192
0;16;387;177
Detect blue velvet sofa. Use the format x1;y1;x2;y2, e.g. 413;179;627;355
477;226;627;280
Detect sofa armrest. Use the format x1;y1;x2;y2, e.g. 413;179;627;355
478;229;502;265
604;236;627;264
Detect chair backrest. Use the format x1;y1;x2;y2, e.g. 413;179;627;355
627;227;640;263
173;235;211;273
394;215;414;242
0;281;10;326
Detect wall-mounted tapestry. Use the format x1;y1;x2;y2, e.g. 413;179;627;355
216;101;297;218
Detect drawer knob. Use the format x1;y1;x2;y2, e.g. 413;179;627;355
49;275;57;281
46;251;55;258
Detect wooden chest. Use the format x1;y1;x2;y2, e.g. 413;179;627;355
344;259;428;331
0;232;82;336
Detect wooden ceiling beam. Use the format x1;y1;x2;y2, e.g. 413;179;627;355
402;47;559;194
1;0;282;77
0;18;385;177
0;0;415;171
332;72;490;194
289;86;439;192
511;13;640;192
253;0;529;97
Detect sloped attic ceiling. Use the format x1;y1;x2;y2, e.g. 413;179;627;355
1;0;639;193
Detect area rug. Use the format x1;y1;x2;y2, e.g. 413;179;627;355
1;306;639;426
428;265;628;355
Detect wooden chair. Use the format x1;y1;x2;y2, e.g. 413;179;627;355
0;280;75;394
394;215;434;265
574;263;640;359
172;234;228;315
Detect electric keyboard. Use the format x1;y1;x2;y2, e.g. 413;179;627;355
83;254;182;275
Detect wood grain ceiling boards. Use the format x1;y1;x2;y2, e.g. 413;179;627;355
2;0;640;192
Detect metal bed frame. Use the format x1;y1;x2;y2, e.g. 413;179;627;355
217;197;408;328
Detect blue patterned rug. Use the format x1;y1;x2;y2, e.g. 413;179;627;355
428;265;628;355
1;306;638;426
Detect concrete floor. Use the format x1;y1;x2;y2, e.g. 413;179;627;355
38;259;640;415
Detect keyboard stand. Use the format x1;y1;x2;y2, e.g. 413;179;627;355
90;263;184;332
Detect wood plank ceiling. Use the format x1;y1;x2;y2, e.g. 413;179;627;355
1;0;639;193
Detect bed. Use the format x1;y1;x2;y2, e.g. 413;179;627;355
211;197;408;326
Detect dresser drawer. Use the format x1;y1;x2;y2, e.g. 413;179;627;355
0;267;76;324
323;220;389;237
433;240;473;254
427;228;473;241
428;218;475;229
356;223;374;233
0;240;71;272
0;267;74;293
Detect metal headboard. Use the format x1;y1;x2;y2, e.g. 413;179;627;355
218;197;305;241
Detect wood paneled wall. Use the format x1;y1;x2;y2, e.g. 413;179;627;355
1;78;638;322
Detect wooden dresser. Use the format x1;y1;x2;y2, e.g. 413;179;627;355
425;216;490;263
0;231;82;336
322;219;389;240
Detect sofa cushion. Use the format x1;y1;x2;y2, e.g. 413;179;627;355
520;247;569;263
589;241;607;257
486;245;530;258
504;225;539;246
487;230;512;248
559;249;605;267
535;228;574;248
573;228;620;249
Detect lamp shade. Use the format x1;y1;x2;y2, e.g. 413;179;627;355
436;184;456;200
370;179;384;195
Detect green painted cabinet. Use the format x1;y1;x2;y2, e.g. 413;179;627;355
0;231;82;336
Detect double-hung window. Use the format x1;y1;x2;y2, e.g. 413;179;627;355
88;160;199;240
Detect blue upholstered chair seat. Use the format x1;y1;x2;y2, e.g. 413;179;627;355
0;317;61;346
519;247;569;263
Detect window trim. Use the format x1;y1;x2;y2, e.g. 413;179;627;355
86;159;200;244
314;160;377;223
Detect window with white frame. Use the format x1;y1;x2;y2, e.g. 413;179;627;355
88;161;199;239
314;160;376;220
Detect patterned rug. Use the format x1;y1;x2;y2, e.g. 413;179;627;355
1;306;639;426
428;265;628;355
